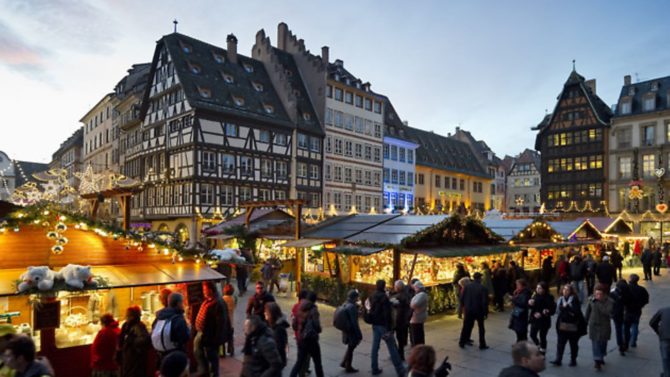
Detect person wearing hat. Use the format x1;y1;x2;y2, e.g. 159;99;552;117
595;255;616;292
410;280;428;347
340;289;363;373
459;272;489;349
159;351;189;377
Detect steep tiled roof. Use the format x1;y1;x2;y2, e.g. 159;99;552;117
380;96;415;143
327;60;382;99
52;128;83;161
510;149;541;172
271;48;323;135
405;126;491;179
614;75;670;117
152;33;293;128
501;155;515;174
115;63;151;99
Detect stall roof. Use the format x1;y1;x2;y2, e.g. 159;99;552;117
332;246;387;256
482;219;534;241
281;238;332;248
0;263;225;297
303;214;400;240
548;220;596;238
346;215;449;245
404;244;521;258
575;217;614;233
204;208;293;235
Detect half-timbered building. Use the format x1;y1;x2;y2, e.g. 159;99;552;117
534;68;612;213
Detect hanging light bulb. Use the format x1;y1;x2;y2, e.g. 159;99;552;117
163;248;170;255
46;231;59;240
56;237;68;245
51;245;64;255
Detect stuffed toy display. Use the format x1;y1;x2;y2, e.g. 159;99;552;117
18;266;57;292
57;264;97;289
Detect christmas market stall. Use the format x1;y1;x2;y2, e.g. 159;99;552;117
0;205;225;377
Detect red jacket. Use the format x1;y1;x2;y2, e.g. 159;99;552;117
91;323;120;371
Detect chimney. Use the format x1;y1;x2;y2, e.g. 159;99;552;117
455;126;460;132
334;59;343;67
624;75;631;86
402;120;408;127
277;22;288;50
226;34;238;64
321;46;329;64
585;79;596;94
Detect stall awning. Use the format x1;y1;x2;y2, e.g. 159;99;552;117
404;244;521;258
332;246;387;256
280;238;331;248
518;240;601;250
206;234;234;240
0;263;225;297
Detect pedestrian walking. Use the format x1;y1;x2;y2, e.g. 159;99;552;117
569;255;587;304
290;290;311;376
457;277;471;319
151;293;190;364
555;255;570;295
339;289;363;373
585;254;597;297
641;248;654;281
507;261;522;294
261;256;283;294
453;263;470;318
498;341;545;377
509;279;532;342
289;291;324;377
236;262;249;295
459;272;489;349
649;305;670;377
595;255;616;291
367;279;406;377
611;249;624;280
246;281;276;321
541;256;554;288
609;279;630;355
550;284;585;367
624;273;649;349
481;262;494;300
222;282;237;356
407;345;436;377
654;247;663;276
91;313;120;377
194;281;230;377
493;261;508;312
528;282;556;354
264;301;289;369
585;284;614;371
241;315;283;377
391;280;411;360
409;280;428;346
118;305;150;377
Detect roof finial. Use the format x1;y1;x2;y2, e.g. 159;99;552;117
173;19;178;33
572;59;576;71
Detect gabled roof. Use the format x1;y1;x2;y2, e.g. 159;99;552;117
115;63;151;100
509;149;541;173
380;96;416;144
405;126;491;179
501;155;515;174
614;75;670;118
143;33;293;128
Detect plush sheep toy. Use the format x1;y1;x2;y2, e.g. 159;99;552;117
18;266;57;292
57;264;97;289
209;248;246;264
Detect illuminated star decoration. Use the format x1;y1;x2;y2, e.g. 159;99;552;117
75;165;103;195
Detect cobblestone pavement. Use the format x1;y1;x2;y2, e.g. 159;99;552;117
218;267;667;377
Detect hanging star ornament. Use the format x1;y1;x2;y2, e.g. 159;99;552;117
75;165;103;194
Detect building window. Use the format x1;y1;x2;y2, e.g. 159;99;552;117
435;174;441;188
334;88;343;101
354;117;364;133
309;137;321;152
259;189;271;201
383;144;389;159
335;139;343;155
297;163;307;178
261;159;272;178
399;148;406;162
417;174;424;185
644;97;656;112
390;145;398;161
460;179;465;191
276;161;287;178
618;128;632;148
407;150;414;163
243;63;254;73
275;133;287;146
222;154;235;173
334;166;342;181
374;101;382;114
383;168;390;183
643;125;656;146
365;171;372;186
643;154;655;177
620;100;632;115
325;108;333;125
407;172;414;186
355;169;362;184
263;104;274;114
221;185;234;205
325;164;332;181
399;171;406;185
344;141;353;157
345;91;353;104
259;130;270;143
202;151;216;172
364;98;372;111
240;156;253;176
200;184;214;205
326;85;332;98
240;186;252;202
344;168;352;183
619;157;631;179
225;123;238;137
355;95;363;108
374;123;382;138
298;134;308;149
355;143;363;158
334;111;343;128
310;165;319;180
364;145;372;160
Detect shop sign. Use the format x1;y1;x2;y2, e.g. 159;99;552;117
34;301;61;330
187;282;204;305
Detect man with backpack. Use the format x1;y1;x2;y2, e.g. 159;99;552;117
152;293;190;365
194;281;231;377
289;291;324;377
367;279;406;377
624;274;649;350
391;280;411;360
335;289;363;373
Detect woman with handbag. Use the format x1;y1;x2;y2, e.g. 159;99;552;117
585;284;614;371
528;281;556;354
509;279;532;342
550;284;585;367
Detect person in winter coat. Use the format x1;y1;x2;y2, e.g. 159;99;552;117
585;284;614;370
241;315;283;377
609;279;630;355
481;262;494;299
507;261;523;294
649;305;670;377
340;289;363;373
555;255;570;295
459;272;489;349
222;283;237;356
528;282;556;354
410;281;428;346
611;249;624;280
492;261;508;312
641;248;654;280
289;291;324;377
390;280;411;360
584;254;597;297
595;256;616;290
367;279;406;377
653;247;663;276
91;313;120;377
569;256;587;304
264;301;289;369
541;256;554;288
624;274;650;349
457;277;471;319
152;293;190;356
407;345;436;377
194;281;230;377
246;281;276;321
118;305;150;377
550;284;585;367
498;341;545;377
509;279;532;342
453;264;471;318
4;335;54;377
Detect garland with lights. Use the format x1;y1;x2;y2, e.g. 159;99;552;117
401;215;504;248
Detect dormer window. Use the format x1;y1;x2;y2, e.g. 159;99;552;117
179;41;192;54
620;100;632;115
198;86;212;99
188;63;201;74
628;86;636;96
243;63;254;73
233;96;245;107
252;82;263;92
263;104;274;114
284;69;293;77
212;52;225;64
652;82;659;92
222;72;234;84
293;89;301;97
643;96;656;112
303;112;311;121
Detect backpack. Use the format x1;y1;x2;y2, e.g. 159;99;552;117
333;304;352;332
261;263;273;280
151;315;178;352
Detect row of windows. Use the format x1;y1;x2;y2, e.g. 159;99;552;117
327;85;382;114
324;163;381;187
512;194;541;204
86;126;119;155
616;123;670;149
202;152;285;177
383;144;414;163
546;128;602;147
296;163;321;180
325;191;381;212
199;184;285;206
85;105;112;132
383;192;414;209
325;136;381;162
546;155;603;173
546;183;603;200
618;154;666;179
383;168;414;186
512;177;540;187
325;108;383;138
